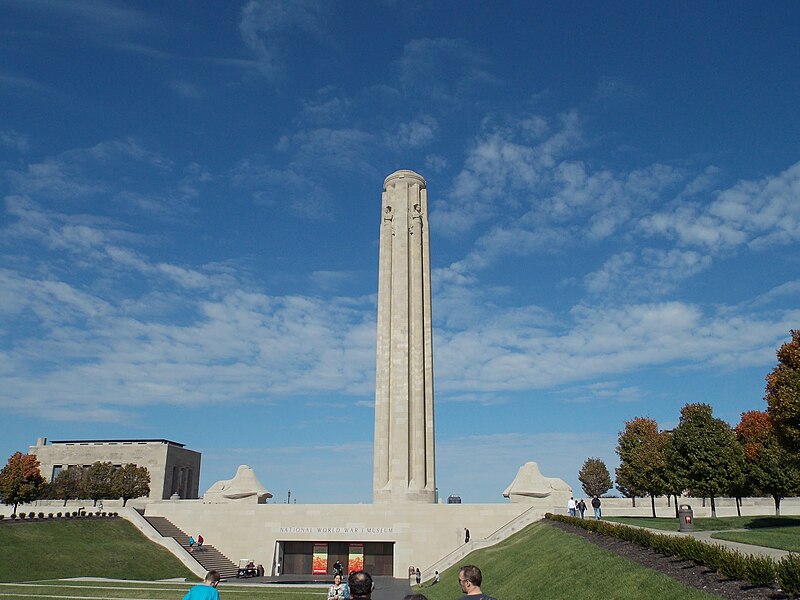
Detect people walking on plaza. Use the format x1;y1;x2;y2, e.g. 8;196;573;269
577;498;587;519
348;570;373;600
182;571;220;600
415;567;421;584
328;573;348;600
464;527;470;543
457;565;497;599
592;495;602;519
567;497;576;517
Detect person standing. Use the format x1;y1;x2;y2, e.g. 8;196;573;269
415;568;421;585
328;574;348;600
464;528;470;543
457;565;497;600
334;560;344;579
182;571;220;600
567;497;576;517
592;495;602;519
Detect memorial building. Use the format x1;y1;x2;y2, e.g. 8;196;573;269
139;171;567;578
29;437;201;500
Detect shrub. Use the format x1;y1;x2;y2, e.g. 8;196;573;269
38;512;44;518
10;514;17;520
28;512;35;518
0;514;4;520
19;513;27;519
777;554;800;598
47;513;53;518
717;548;748;580
745;554;777;587
72;511;78;517
56;512;62;517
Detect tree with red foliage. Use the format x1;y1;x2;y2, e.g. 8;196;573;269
736;410;799;515
0;452;45;514
765;330;800;453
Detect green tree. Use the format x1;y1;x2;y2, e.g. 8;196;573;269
50;466;84;506
82;462;116;506
615;417;669;517
765;330;800;453
114;464;150;506
668;403;745;517
661;430;686;518
578;457;612;497
736;410;800;515
0;452;45;514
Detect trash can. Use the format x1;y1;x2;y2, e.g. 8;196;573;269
678;504;694;532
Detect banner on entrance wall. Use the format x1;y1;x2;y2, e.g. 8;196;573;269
348;543;364;572
312;543;328;575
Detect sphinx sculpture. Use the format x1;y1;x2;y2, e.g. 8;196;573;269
203;465;273;504
502;461;572;506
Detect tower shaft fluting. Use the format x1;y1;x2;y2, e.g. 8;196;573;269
373;170;436;504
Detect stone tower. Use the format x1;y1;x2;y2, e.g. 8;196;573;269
373;170;436;504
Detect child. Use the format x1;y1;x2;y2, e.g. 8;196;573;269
182;571;220;600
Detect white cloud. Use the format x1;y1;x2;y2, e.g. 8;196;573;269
0;130;31;153
584;248;712;297
639;161;800;251
168;80;203;99
239;0;331;79
394;115;438;148
395;38;498;105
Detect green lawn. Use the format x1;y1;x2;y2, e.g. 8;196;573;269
0;518;194;582
606;515;800;532
712;526;800;552
0;580;326;599
413;521;716;600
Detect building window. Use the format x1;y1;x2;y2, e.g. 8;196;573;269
52;465;62;480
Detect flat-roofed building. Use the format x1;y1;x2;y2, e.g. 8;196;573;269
29;437;201;500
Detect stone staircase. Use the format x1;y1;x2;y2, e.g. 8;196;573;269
144;516;238;579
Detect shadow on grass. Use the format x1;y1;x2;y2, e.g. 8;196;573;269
741;516;800;530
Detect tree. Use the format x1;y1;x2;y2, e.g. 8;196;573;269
50;466;84;506
668;403;745;517
765;330;800;453
615;417;670;517
114;464;150;506
578;457;612;497
736;410;800;515
82;462;116;506
0;452;45;514
661;430;686;518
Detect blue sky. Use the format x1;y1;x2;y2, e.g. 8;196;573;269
1;1;799;504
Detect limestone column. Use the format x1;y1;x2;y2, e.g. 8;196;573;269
373;170;436;504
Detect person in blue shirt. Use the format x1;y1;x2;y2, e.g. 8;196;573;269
182;571;220;600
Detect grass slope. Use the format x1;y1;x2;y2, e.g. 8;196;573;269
0;519;195;582
414;521;715;600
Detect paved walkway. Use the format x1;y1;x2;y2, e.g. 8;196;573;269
630;525;791;559
684;529;790;559
372;576;413;600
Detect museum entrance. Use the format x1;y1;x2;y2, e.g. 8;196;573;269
279;541;394;577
